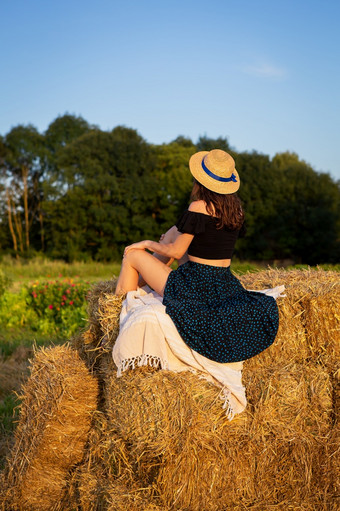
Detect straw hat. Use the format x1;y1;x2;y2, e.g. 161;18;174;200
189;149;240;194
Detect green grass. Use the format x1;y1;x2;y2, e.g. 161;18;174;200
0;393;20;470
0;255;121;293
0;328;65;359
286;263;340;272
0;393;20;434
1;256;339;289
230;260;264;274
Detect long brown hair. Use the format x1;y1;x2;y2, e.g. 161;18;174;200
190;180;244;230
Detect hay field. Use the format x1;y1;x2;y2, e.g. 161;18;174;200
0;267;339;510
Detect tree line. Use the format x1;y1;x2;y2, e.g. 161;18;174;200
0;114;339;264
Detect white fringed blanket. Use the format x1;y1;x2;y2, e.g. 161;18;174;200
112;285;285;419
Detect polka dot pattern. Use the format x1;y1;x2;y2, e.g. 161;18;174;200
163;261;279;363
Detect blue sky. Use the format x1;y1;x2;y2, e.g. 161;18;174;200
1;0;339;180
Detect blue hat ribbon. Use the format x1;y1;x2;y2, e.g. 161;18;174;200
201;156;237;183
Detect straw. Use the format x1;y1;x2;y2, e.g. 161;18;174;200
1;344;98;511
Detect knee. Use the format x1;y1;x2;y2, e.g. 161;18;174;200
123;248;140;265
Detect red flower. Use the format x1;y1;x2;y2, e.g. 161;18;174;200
62;295;67;300
66;289;71;294
48;304;53;309
61;302;65;306
69;301;74;305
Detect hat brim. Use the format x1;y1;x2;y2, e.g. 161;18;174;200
189;151;240;194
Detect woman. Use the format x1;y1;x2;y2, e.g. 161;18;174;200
115;149;279;363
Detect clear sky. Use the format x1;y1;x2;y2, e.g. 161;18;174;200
1;0;339;180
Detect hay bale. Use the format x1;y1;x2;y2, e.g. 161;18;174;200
239;267;340;372
68;269;339;509
4;268;335;510
71;280;122;379
69;413;114;510
76;268;340;375
301;281;340;372
0;344;99;511
101;362;335;510
69;410;161;511
241;363;334;507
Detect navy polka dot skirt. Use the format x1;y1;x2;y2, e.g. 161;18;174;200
163;261;279;363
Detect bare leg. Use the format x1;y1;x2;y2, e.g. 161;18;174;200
138;226;188;287
115;249;172;296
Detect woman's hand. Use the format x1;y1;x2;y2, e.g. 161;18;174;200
123;240;148;257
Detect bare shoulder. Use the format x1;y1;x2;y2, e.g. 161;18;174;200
188;200;208;214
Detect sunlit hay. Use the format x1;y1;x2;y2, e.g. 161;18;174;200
102;360;335;510
0;344;99;511
71;279;122;376
238;268;310;366
238;266;340;288
239;267;340;370
71;412;113;510
329;417;340;503
242;360;338;508
104;368;253;510
105;368;241;460
242;364;335;508
72;411;158;510
106;483;165;511
329;367;340;502
334;367;340;423
245;363;332;437
86;279;118;342
301;281;340;373
71;268;338;509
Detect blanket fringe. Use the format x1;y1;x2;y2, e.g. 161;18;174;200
219;387;235;420
117;354;169;377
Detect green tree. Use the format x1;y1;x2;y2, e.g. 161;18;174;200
44;126;158;261
196;135;231;152
0;136;11;252
1;125;46;254
235;150;340;263
271;153;340;264
151;142;195;232
45;113;92;155
234;151;281;260
171;135;196;148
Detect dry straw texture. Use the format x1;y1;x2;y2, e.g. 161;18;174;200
68;268;338;510
1;268;339;510
0;344;98;511
240;267;340;372
72;279;122;379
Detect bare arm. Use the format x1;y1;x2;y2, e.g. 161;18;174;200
152;226;179;266
137;226;189;287
124;229;193;260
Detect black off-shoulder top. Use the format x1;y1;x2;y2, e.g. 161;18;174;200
176;210;244;260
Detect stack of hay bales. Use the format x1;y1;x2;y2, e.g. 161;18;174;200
1;268;339;510
0;345;99;511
